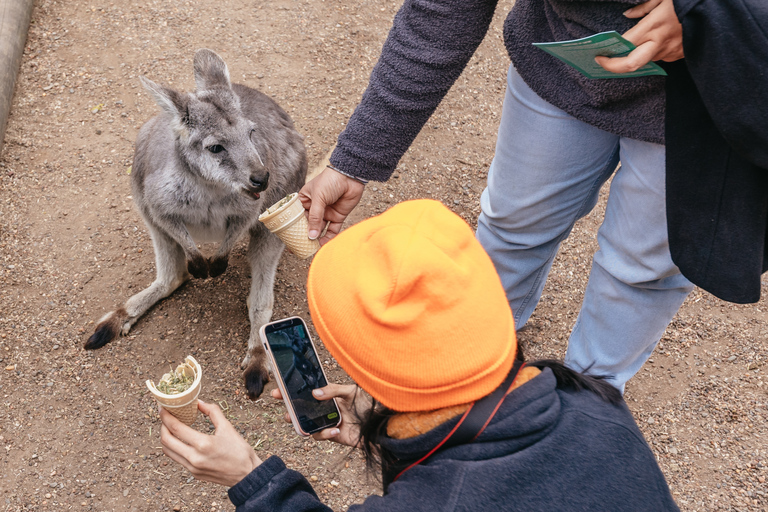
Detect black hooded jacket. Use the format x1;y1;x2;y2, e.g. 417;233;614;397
227;369;678;511
666;0;768;303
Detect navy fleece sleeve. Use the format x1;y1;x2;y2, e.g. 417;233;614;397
228;456;332;512
227;455;465;512
330;0;499;182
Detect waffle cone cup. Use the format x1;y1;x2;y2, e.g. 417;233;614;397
259;192;320;259
146;355;202;426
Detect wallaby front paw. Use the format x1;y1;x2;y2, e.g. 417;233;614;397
187;254;209;279
240;352;251;370
244;364;270;400
208;255;228;278
243;358;270;400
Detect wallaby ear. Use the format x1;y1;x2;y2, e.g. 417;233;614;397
193;49;231;91
140;76;189;123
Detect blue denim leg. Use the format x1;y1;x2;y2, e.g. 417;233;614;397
478;65;620;327
565;137;694;391
477;65;693;391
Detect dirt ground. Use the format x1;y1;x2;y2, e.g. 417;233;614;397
0;0;766;510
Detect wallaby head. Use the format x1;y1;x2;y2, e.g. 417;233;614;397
139;49;270;199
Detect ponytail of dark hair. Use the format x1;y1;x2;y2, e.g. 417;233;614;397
354;397;398;477
526;359;622;405
516;341;622;405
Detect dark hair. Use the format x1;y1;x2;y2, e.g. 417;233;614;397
352;348;622;478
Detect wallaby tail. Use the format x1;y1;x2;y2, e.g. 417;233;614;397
84;307;129;350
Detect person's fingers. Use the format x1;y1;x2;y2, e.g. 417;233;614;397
623;0;663;18
305;191;330;240
312;383;358;401
299;167;365;240
269;389;293;423
159;405;208;448
595;41;658;73
311;427;341;442
299;167;342;238
196;400;229;430
160;423;195;469
317;220;344;245
159;404;186;433
620;0;683;63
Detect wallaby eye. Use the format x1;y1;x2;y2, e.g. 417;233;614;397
207;144;225;154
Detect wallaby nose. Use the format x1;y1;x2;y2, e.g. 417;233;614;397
249;172;269;192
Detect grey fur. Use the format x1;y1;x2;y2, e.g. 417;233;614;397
86;49;307;399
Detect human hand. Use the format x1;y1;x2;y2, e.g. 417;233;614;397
271;383;369;447
298;166;365;245
595;0;683;74
159;400;262;487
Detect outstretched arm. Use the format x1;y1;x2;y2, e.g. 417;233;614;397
301;0;499;242
160;400;260;486
159;400;335;511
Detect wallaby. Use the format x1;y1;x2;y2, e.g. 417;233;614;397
84;49;307;400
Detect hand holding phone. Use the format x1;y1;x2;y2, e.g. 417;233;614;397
271;383;368;447
259;317;342;436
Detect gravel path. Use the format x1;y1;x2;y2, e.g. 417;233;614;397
0;0;765;510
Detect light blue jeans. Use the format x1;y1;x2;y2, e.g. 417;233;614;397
477;66;694;391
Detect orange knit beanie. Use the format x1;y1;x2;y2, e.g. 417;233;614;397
307;199;517;412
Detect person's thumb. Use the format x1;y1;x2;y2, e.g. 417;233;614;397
312;383;356;401
306;191;328;240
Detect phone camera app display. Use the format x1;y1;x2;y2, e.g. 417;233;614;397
266;324;338;432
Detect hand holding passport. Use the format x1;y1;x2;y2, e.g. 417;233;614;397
533;31;668;79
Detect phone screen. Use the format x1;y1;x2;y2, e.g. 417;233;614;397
263;318;340;434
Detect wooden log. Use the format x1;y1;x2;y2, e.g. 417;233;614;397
0;0;34;155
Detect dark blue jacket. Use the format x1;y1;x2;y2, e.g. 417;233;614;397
666;0;768;303
227;369;679;511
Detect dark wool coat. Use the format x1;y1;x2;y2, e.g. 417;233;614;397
666;0;768;303
227;369;679;511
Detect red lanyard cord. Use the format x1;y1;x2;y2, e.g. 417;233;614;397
392;361;526;483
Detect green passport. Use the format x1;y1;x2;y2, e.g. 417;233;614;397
533;31;668;79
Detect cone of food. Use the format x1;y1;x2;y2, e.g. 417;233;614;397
258;192;320;259
146;355;202;425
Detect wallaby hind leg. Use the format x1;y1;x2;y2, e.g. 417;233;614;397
242;224;285;399
85;224;190;349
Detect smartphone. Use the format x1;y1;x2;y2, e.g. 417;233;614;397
259;316;342;436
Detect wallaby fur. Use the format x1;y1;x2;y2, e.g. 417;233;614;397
85;49;307;400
